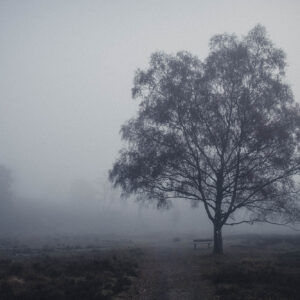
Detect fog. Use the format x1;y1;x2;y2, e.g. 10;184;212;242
0;0;299;240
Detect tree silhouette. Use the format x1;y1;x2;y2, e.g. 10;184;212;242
110;25;300;254
0;164;13;220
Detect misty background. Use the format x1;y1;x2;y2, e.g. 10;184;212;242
0;0;299;238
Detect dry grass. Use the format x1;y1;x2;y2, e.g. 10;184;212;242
0;249;139;300
0;234;299;299
197;236;300;300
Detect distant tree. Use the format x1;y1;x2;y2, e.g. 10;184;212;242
109;25;300;254
0;164;13;213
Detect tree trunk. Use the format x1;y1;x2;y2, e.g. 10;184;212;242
213;225;223;254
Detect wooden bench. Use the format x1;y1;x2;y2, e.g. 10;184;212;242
193;239;213;249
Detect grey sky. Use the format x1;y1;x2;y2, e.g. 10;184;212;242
0;0;299;200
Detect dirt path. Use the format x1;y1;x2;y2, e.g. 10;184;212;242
127;246;215;300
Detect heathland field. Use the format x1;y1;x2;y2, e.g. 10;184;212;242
0;234;300;299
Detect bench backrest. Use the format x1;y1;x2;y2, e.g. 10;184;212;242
193;239;212;242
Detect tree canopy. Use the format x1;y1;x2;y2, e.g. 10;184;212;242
110;25;300;254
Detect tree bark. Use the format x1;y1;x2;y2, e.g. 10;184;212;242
213;225;223;254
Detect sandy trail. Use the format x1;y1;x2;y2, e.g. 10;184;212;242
128;246;214;300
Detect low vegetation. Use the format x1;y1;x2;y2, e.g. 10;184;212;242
200;235;300;299
0;250;139;300
0;234;300;299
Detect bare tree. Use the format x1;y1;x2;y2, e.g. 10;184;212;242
0;165;13;207
0;164;13;230
109;25;300;254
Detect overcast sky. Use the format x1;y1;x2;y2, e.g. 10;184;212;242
0;0;300;200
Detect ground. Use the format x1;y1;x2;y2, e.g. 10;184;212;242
0;234;300;299
127;246;214;299
127;234;300;299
